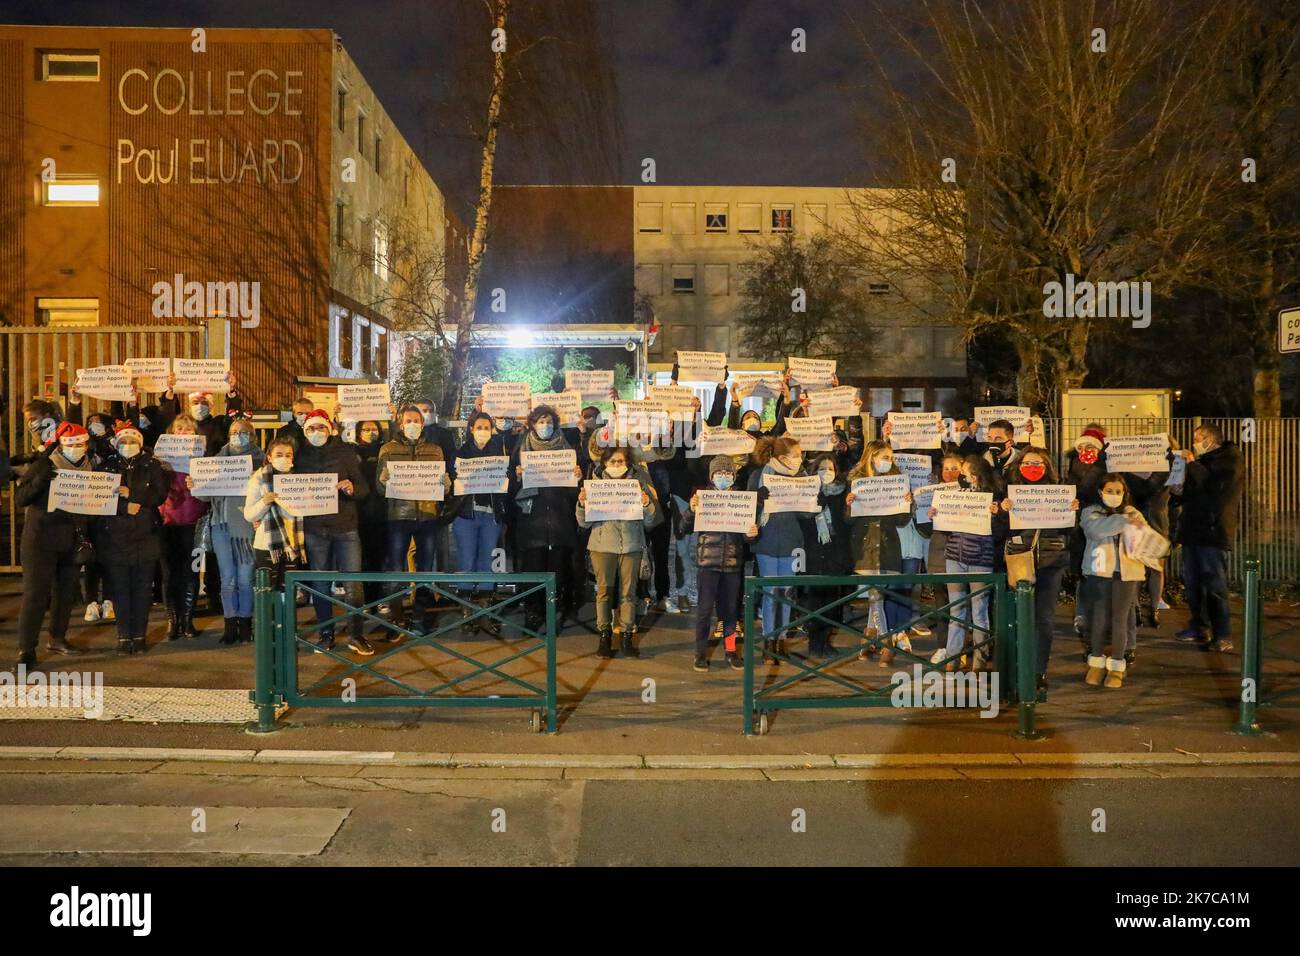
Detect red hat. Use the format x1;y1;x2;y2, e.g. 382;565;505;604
303;409;333;426
1076;427;1106;451
53;421;89;445
114;419;143;443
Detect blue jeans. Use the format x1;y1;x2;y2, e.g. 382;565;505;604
210;523;254;619
453;511;500;592
1182;544;1230;640
387;519;438;574
305;530;362;637
945;559;992;657
756;553;796;637
884;557;922;633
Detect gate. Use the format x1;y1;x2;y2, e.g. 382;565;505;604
0;324;209;571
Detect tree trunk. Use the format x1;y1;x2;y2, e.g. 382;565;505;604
442;0;509;416
1014;337;1044;410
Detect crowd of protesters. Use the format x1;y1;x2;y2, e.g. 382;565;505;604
5;362;1245;697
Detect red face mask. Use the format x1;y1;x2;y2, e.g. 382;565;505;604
1019;462;1046;482
1077;446;1098;465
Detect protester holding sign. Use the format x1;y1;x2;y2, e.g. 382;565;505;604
510;404;584;634
442;412;510;634
95;422;169;655
158;367;245;455
799;452;852;659
746;436;809;661
983;417;1029;477
999;448;1080;693
158;416;209;642
1080;475;1152;689
243;438;305;592
188;417;262;646
294;409;373;656
917;453;964;653
727;373;790;439
13;422;94;666
578;448;660;659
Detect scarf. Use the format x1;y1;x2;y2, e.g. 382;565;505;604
258;466;302;564
50;448;93;475
516;428;571;500
815;482;845;545
210;441;265;533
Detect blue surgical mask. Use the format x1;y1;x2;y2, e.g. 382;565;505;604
89;422;107;437
536;423;554;440
306;431;328;447
714;474;734;490
231;433;251;449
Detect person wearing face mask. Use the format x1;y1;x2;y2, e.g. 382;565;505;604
14;422;95;665
799;453;852;659
579;447;660;659
845;441;917;664
243;439;305;592
158;416;209;642
95;422;168;655
1080;475;1150;688
926;455;1005;672
943;415;983;459
727;371;791;438
446;412;509;634
747;436;809;662
348;420;389;613
1065;425;1109;641
187;417;264;646
510;406;584;634
983;418;1028;478
376;407;451;634
682;456;760;670
999;447;1080;695
16;399;63;467
74;414;116;628
1124;450;1174;629
919;453;964;657
1170;424;1243;652
157;368;245;455
274;398;316;450
294;408;373;655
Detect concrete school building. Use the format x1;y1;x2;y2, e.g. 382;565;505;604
0;23;462;415
478;185;968;416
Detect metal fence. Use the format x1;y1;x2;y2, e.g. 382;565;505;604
1236;558;1300;734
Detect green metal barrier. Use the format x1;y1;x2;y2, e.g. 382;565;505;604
1235;557;1300;735
248;568;558;734
742;572;1036;736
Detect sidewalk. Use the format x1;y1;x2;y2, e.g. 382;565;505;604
2;576;1297;759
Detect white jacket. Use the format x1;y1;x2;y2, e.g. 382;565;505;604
1080;504;1148;582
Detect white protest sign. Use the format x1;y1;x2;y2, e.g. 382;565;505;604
124;357;171;394
1103;433;1170;473
849;475;911;517
762;473;821;513
384;460;446;502
273;472;339;517
75;365;133;402
173;358;230;393
564;369;615;400
1008;483;1077;530
337;383;391;422
931;488;993;535
152;434;206;474
1123;523;1171;564
893;453;934;490
530;391;582;427
649;384;699;423
614;400;669;445
786;356;835;389
694;490;757;533
583;479;643;521
521;450;578;489
453;456;509;495
190;455;253;497
784;415;835;452
807;386;860;419
887;411;942;449
697;428;757;457
913;481;955;516
733;373;784;400
675;350;727;384
47;470;120;516
1165;455;1187;488
481;382;531;419
973;405;1041;443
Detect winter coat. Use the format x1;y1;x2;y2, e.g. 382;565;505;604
748;465;811;557
191;440;265;539
508;436;579;551
158;391;245;455
160;464;208;527
1174;443;1244;550
293;435;370;536
800;485;853;575
941;486;1003;569
377;436;449;521
1081;504;1149;581
1002;477;1072;568
93;450;168;564
444;433;510;523
15;450;89;552
681;490;754;572
577;465;658;555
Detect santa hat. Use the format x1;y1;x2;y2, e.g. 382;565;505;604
1076;427;1106;451
114;420;143;443
303;409;333;427
188;391;214;404
53;421;88;446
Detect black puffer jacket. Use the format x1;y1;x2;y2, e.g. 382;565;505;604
444;433;510;522
293;435;370;536
681;495;751;571
1175;442;1244;550
93;450;169;563
15;451;89;552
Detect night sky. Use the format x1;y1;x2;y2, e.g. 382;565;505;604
0;0;889;214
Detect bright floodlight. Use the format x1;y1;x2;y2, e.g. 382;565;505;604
507;327;535;348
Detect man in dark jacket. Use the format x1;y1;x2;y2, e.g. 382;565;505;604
1172;425;1244;651
157;370;246;455
295;409;373;655
274;397;316;450
415;396;458;594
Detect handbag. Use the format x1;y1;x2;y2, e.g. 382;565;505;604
72;525;96;566
194;512;213;553
1005;530;1040;586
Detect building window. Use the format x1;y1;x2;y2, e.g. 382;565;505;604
40;51;99;82
357;109;367;157
704;263;729;296
635;263;663;296
705;203;728;233
337;86;347;132
373;221;390;281
338;313;354;371
868;282;892;295
702;324;731;355
901;387;927;410
374;134;383;175
671;264;696;294
869;387;894;418
669;324;697;352
37;298;99;327
42;176;99;206
671;203;696;235
637;202;662;233
737;203;761;234
771;205;794;232
335;201;346;246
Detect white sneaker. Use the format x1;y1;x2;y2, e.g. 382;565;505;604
83;602;101;624
1155;600;1171;611
658;597;678;614
332;584;346;597
378;603;392;617
100;599;116;622
895;634;913;654
930;648;948;665
909;623;932;638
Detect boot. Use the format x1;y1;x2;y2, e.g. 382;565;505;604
478;594;501;637
132;636;147;655
621;626;640;659
116;633;133;656
179;583;200;639
1104;657;1126;689
238;617;253;644
596;625;615;659
1085;654;1107;686
166;605;181;641
219;618;239;645
46;634;84;656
